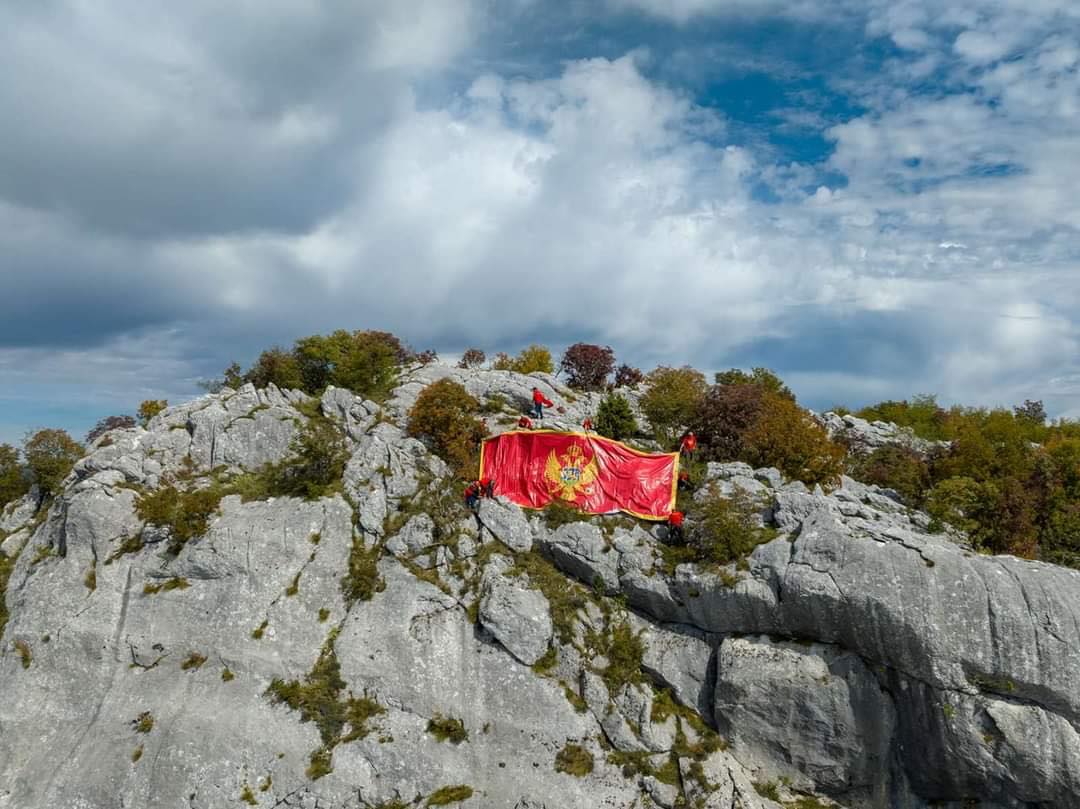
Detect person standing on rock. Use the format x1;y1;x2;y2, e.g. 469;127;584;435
582;417;594;432
679;431;697;459
531;387;553;420
667;510;685;544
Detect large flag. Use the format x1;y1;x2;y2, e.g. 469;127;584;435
479;430;678;520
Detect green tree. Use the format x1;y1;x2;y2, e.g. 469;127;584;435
511;344;555;375
270;417;350;500
0;444;29;510
594;393;637;440
640;366;707;447
293;330;402;400
689;487;775;566
23;429;84;499
714;367;794;400
407;379;489;479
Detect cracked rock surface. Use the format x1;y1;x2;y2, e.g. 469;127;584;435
2;369;1078;809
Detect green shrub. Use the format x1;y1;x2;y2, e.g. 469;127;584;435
265;639;384;780
753;780;780;801
584;617;645;694
407;379;488;479
426;785;473;806
640;366;707;447
268;415;348;499
555;743;594;776
426;714;468;744
23;429;84;498
341;536;386;607
0;551;17;638
849;445;930;506
135;485;224;555
595;393;638;440
137;400;168;427
86;415;136;444
0;444;29;511
689;486;775;566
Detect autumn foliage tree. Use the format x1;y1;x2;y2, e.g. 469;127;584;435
457;349;486;369
407;379;489;479
559;343;615;391
86;415;136;444
613;364;644;388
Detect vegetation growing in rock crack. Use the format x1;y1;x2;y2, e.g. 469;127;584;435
425;785;474;806
0;549;18;638
662;486;777;572
426;713;468;744
131;711;154;733
180;652;207;671
341;535;386;606
554;742;594;776
264;631;385;780
584;615;645;694
14;639;32;669
143;577;190;595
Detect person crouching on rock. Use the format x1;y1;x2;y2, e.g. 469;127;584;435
464;480;482;513
666;510;685;545
531;387;554;420
480;476;495;498
518;415;533;430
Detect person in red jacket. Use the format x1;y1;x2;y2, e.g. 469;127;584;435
480;477;495;498
531;387;554;420
667;510;685;544
464;480;482;512
679;431;697;458
582;417;593;432
518;415;533;430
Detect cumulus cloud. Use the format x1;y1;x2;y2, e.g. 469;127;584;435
0;0;1079;442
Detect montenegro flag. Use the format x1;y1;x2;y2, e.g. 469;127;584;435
479;430;679;520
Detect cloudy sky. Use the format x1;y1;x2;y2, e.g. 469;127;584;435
2;1;1079;444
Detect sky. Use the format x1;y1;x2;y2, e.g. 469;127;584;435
2;0;1079;445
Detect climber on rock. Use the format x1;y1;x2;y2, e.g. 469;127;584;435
531;387;554;420
518;415;533;430
582;417;594;433
666;510;685;545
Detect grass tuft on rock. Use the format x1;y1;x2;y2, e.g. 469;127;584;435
426;713;468;744
132;711;154;733
341;534;386;607
180;652;207;671
143;576;189;595
14;639;32;669
264;633;385;780
426;785;474;806
240;783;258;805
554;743;594;777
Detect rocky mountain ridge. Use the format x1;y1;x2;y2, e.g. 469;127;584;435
1;366;1078;808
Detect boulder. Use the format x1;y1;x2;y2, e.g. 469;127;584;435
479;573;553;665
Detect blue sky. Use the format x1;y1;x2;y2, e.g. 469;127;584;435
1;0;1079;445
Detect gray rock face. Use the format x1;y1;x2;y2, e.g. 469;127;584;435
2;371;1078;809
0;491;39;535
478;497;534;553
714;636;895;798
479;573;553;665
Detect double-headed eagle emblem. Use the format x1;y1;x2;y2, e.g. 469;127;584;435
544;443;599;502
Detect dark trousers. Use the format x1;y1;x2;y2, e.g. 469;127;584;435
667;524;683;545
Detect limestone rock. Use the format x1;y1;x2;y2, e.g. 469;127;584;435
479;573;554;665
479;497;534;553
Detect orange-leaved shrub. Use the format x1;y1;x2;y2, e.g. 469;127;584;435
407;379;489;479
